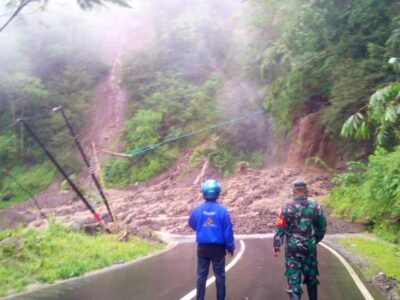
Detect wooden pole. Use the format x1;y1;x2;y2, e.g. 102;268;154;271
92;142;127;239
57;107;114;222
21;120;110;233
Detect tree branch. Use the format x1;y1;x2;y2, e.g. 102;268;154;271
0;0;35;33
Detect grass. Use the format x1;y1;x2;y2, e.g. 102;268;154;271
335;236;400;281
0;163;56;209
0;222;164;297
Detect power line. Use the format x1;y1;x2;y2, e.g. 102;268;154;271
104;110;266;183
102;90;326;183
131;110;265;156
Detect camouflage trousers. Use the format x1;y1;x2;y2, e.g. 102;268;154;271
284;250;319;296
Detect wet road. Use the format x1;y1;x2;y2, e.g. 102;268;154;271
10;238;381;300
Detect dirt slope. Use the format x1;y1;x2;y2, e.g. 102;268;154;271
81;16;154;163
286;112;343;169
81;55;127;162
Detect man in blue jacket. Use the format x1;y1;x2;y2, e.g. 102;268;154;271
189;179;235;300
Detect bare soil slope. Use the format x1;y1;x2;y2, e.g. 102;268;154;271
81;55;127;162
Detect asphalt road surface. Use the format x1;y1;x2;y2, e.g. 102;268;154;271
9;238;382;300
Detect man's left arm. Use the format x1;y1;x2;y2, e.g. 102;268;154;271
315;205;327;243
223;210;235;255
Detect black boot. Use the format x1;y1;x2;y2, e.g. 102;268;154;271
288;293;301;300
306;284;317;300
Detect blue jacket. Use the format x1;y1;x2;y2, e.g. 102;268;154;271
188;201;235;252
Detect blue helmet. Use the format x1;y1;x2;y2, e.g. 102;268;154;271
201;179;221;201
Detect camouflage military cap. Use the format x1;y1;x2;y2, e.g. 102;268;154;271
293;180;307;189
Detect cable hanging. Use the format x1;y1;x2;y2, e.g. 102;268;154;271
104;110;266;183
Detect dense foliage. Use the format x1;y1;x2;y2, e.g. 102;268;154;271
325;147;400;242
252;0;400;140
327;58;400;243
248;0;400;242
0;14;107;207
327;74;400;241
342;58;400;148
106;0;268;184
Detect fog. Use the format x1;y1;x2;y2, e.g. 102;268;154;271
0;0;244;64
0;1;144;70
0;0;270;152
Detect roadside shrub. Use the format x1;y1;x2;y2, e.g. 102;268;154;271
0;164;55;209
324;147;400;243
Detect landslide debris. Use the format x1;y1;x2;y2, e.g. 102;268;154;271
4;164;362;236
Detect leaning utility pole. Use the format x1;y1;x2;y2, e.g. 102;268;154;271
20;119;110;233
92;142;127;240
54;106;114;222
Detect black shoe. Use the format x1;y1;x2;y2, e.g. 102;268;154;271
306;284;317;300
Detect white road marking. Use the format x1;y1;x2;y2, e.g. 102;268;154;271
180;240;246;300
320;242;374;300
165;232;374;300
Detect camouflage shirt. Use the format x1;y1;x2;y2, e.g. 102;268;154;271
273;196;327;254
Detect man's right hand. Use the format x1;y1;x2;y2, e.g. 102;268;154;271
227;250;234;257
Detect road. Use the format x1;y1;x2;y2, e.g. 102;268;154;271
9;238;382;300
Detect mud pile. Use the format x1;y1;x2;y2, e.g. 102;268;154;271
10;165;361;235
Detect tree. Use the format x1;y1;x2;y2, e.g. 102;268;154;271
0;73;49;154
0;0;130;33
341;57;400;147
256;0;400;136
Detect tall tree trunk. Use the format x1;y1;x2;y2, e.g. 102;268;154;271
20;107;25;154
11;100;17;155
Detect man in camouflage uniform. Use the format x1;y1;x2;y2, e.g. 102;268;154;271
273;181;327;300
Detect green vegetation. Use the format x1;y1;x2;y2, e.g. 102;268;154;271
341;58;400;148
324;59;400;243
0;222;164;297
254;0;400;139
0;164;55;209
335;236;400;281
106;1;268;185
190;136;264;177
106;72;219;185
0;13;108;205
324;148;400;243
248;0;400;242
